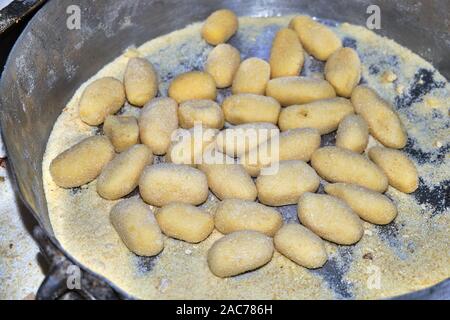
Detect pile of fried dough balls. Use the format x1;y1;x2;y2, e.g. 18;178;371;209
50;9;419;278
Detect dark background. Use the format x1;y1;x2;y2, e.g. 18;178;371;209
0;0;47;72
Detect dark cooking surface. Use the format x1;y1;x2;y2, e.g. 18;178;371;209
0;1;46;74
0;0;46;34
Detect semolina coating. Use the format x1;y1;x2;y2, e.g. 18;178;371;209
97;144;153;200
201;148;236;167
324;183;397;225
50;136;115;188
139;97;179;155
222;93;281;125
335;114;369;153
311;146;388;193
207;230;274;278
240;128;321;177
325;47;361;98
156;203;214;243
139;163;209;207
42;15;450;299
278;97;354;133
256;160;320;206
239;138;279;177
110;198;164;257
214;199;283;237
166;127;218;166
266;76;336;106
289;15;342;61
278;128;321;162
205;44;241;88
124;57;158;107
215;122;279;157
199;162;257;201
368;147;419;193
169;71;217;103
351;85;407;149
274;224;328;269
178;99;224;129
232;57;271;95
298;193;364;245
104;115;140;153
201;9;239;45
269;28;305;78
78;77;126;126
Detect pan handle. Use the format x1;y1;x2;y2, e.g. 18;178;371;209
37;263;92;300
33;226;118;300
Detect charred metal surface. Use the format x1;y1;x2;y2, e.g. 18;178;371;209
0;0;46;34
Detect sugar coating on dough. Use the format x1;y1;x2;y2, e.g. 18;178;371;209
205;44;241;88
266;76;336;106
325;183;397;225
139;97;179;155
169;71;217;103
278;97;354;133
232;58;271;95
178;99;224;129
110;198;164;256
274;224;328;269
97;144;153;200
240;127;321;177
50;136;115;188
298;192;364;245
311;146;388;192
201;9;238;45
156;203;214;243
335;114;369;153
269;28;304;78
139;163;209;207
124;57;158;107
289;15;342;61
325;47;361;97
199;162;257;201
104;115;140;153
278;128;321;162
215;122;279;157
256;160;320;206
368;147;419;193
79;77;126;126
214;199;283;236
222;93;281;125
207;230;274;278
351;85;407;149
166;127;218;166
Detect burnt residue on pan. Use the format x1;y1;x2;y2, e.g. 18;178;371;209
395;69;446;109
134;254;159;274
414;178;449;217
342;37;357;50
312;246;354;299
403;138;448;165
